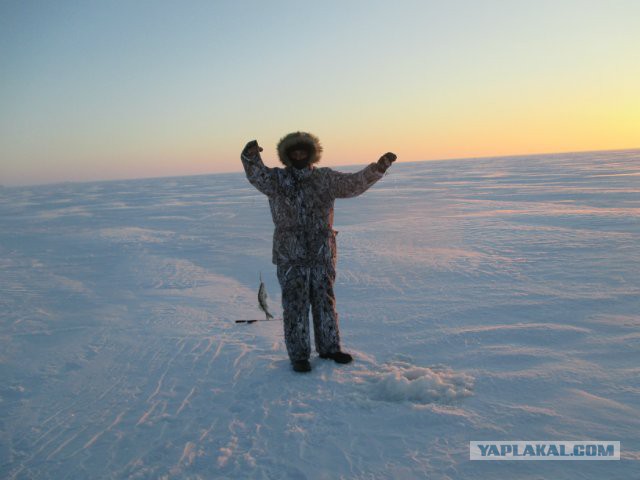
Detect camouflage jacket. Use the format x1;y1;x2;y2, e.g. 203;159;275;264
241;152;384;267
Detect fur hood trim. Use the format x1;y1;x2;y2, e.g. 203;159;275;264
276;132;323;167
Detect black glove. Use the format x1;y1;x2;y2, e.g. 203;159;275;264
377;152;397;173
242;140;263;158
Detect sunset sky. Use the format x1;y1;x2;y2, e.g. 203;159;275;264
1;0;639;186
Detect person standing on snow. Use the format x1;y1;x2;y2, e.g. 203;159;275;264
241;132;396;373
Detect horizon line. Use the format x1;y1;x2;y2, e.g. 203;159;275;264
3;146;639;189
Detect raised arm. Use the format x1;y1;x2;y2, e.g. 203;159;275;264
240;140;276;196
328;152;397;199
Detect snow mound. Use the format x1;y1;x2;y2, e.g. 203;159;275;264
368;362;474;404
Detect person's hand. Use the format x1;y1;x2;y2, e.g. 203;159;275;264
243;140;263;158
377;152;397;172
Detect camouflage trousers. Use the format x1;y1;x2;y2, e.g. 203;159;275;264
276;264;341;362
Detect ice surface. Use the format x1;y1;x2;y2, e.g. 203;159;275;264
1;150;639;478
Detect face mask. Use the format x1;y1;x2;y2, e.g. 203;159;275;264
291;157;310;169
288;147;312;169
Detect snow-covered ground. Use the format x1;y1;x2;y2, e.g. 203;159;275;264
1;149;639;479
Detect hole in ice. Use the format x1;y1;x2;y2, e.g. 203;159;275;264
368;362;474;404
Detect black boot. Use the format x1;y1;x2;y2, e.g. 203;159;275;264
292;360;312;373
319;351;353;364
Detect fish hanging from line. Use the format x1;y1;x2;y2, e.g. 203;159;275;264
234;273;279;324
258;272;274;321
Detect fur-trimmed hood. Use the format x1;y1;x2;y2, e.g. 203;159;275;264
277;132;323;167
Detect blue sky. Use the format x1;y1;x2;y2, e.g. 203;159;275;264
1;0;638;185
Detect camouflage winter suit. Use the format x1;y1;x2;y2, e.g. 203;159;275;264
241;132;385;362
